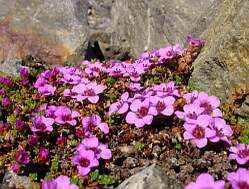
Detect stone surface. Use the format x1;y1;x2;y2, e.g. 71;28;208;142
190;0;249;120
0;0;216;76
116;164;182;189
0;171;31;189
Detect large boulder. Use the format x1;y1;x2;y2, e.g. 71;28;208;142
116;164;182;189
190;0;249;120
0;0;216;75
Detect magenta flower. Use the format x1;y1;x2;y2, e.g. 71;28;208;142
183;90;199;104
158;45;177;62
183;115;215;148
128;83;143;92
82;114;109;134
42;175;79;189
19;67;29;78
21;79;29;86
16;149;30;164
85;61;104;77
54;106;80;126
61;74;81;85
153;81;179;97
31;116;54;133
109;92;129;116
1;98;12;107
72;82;105;104
175;103;204;124
150;96;175;116
227;168;249;189
0;76;13;86
194;92;222;117
72;149;99;176
126;98;157;128
77;137;112;160
15;120;26;131
125;67;145;82
34;77;47;88
11;164;20;173
228;144;249;165
28;135;39;145
0;89;5;96
185;173;225;189
38;147;49;161
107;64;125;77
209;118;233;145
38;84;56;96
187;35;205;48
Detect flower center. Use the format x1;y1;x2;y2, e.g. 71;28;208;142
91;67;100;73
188;111;198;120
36;123;46;130
238;182;249;189
131;71;139;78
201;102;213;115
79;158;90;167
238;149;249;159
84;88;96;96
62;114;71;121
192;126;205;139
137;107;148;118
156;101;166;112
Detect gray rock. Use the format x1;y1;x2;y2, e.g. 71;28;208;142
190;0;249;120
0;171;31;189
116;164;182;189
0;0;216;75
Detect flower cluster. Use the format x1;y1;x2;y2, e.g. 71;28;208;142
185;168;249;189
109;81;178;128
42;175;79;189
228;143;249;165
175;91;233;148
72;137;112;176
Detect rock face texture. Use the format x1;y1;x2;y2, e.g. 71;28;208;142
0;0;215;75
116;164;182;189
190;0;249;120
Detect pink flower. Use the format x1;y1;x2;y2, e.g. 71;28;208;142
227;168;249;189
15;119;26;131
158;45;177;62
228;144;249;165
85;61;105;77
109;92;129;116
209;118;233;145
11;164;20;173
16;149;30;164
183;115;215;148
19;67;29;78
54;106;80;126
185;173;225;189
153;81;180;97
38;84;56;96
126;98;156;128
77;137;112;160
82;114;109;134
42;175;79;189
128;83;143;92
187;35;205;48
38;147;49;161
183;90;199;104
1;98;12;107
149;96;175;116
72;149;99;176
31;116;54;133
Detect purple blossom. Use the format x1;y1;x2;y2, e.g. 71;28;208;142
128;83;143;92
209;118;233;145
42;175;79;189
175;103;204;124
82;114;109;134
228;144;249;165
0;89;5;96
185;173;225;189
54;106;80;126
107;64;125;77
193;92;222;117
183;115;215;148
28;135;39;145
153;81;179;97
149;96;175;116
15;120;26;131
1;98;11;107
34;77;47;89
77;137;112;160
158;45;177;62
85;61;105;77
19;67;29;78
61;74;81;85
16;149;30;164
11;164;20;173
31;116;54;133
72;82;105;103
126;98;156;128
109;92;129;116
0;76;13;86
38;84;56;96
187;35;205;48
183;90;199;104
227;168;249;189
124;67;145;82
72;149;99;176
21;79;29;86
38;147;49;161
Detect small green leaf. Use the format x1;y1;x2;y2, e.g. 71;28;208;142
99;175;116;185
134;142;145;151
175;143;182;150
90;170;100;181
29;173;38;181
71;139;78;147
